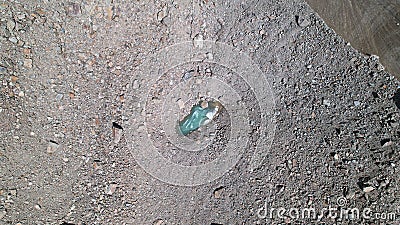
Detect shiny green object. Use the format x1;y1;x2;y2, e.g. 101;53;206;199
178;101;221;135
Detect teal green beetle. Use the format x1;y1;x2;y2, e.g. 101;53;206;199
178;101;222;135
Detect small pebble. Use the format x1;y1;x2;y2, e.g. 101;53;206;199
0;211;6;219
47;141;60;154
177;98;185;109
6;19;15;31
23;58;32;68
106;184;117;195
206;52;213;60
132;79;139;89
377;63;385;71
153;219;164;225
182;70;194;80
56;93;64;101
297;15;311;27
334;154;340;160
213;186;224;199
353;101;360;106
323;99;331;106
11;76;18;83
194;34;204;48
200;101;208;109
363;186;375;193
157;7;167;22
8;37;18;43
113;126;122;144
10;189;17;196
0;66;6;74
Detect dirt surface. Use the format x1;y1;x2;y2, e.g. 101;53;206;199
1;0;399;224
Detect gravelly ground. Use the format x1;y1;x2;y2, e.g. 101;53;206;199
0;0;399;224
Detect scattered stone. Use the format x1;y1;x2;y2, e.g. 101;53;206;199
333;153;340;160
194;34;204;48
106;6;113;21
177;98;185;109
323;99;331;106
353;100;360;106
382;140;393;148
6;19;15;31
157;6;168;22
106;183;117;195
17;40;24;47
311;112;316;118
8;37;18;44
132;79;140;89
56;93;64;101
206;52;213;60
137;124;145;132
18;91;24;97
23;48;31;57
47;141;60;154
16;13;26;20
153;219;164;225
10;189;17;196
93;162;99;170
200;100;208;109
0;211;5;220
34;204;41;210
213;186;224;199
363;186;375;193
182;70;194;80
296;15;311;27
11;76;18;83
0;66;6;74
23;58;32;68
112;122;123;144
65;2;81;16
60;222;76;225
377;63;385;71
113;127;122;143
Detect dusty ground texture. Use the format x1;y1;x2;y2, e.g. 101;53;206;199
1;0;399;224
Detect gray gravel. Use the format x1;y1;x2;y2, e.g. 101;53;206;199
1;0;399;224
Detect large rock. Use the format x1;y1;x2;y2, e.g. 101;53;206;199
306;0;400;77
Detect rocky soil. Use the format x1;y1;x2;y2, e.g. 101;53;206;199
0;0;399;224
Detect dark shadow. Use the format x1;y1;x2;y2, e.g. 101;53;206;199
394;89;400;109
